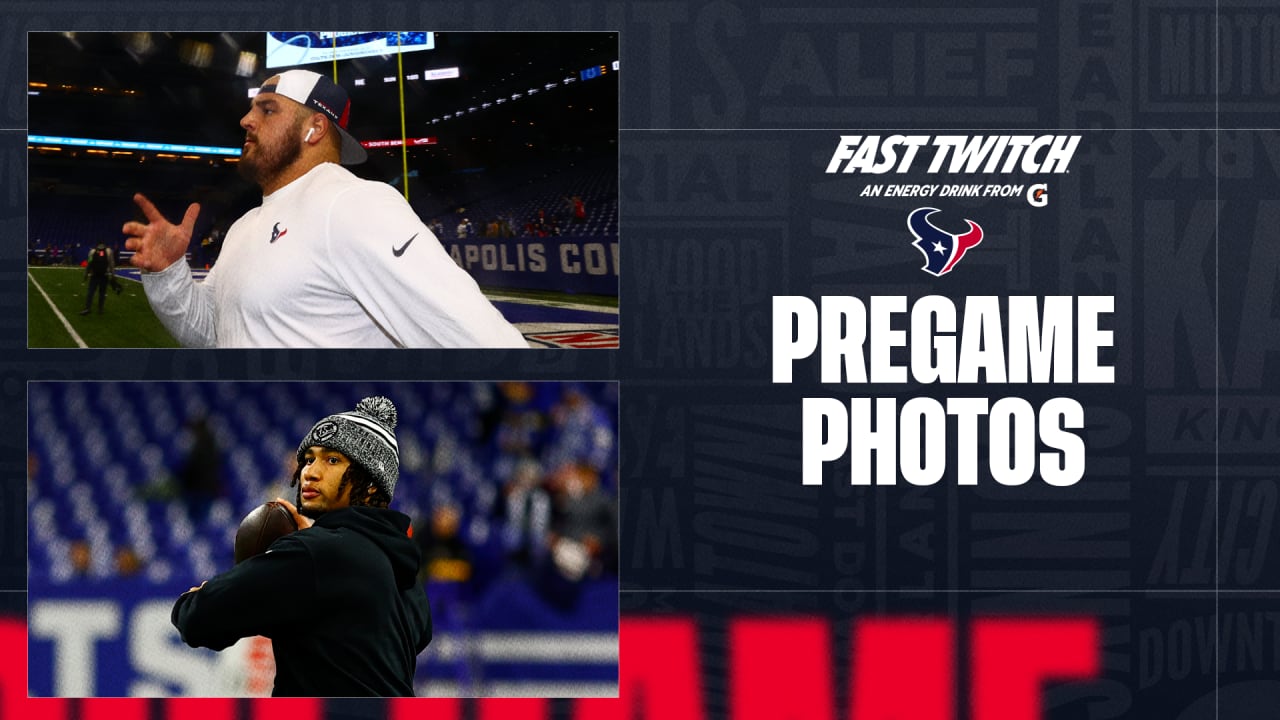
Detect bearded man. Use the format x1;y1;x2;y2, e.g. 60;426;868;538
124;70;525;349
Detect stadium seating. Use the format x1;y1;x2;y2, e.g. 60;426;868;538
28;381;618;589
413;156;619;239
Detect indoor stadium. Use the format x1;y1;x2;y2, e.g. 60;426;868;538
27;32;619;349
27;381;619;697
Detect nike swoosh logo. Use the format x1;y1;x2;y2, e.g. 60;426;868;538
393;233;418;257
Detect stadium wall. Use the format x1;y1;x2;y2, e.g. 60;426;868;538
444;236;618;295
28;578;618;698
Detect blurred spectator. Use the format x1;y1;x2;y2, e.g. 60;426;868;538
497;458;551;568
548;385;615;476
494;382;549;457
115;546;144;577
69;540;92;578
419;504;473;584
417;503;478;688
198;226;223;267
179;417;222;525
547;463;616;580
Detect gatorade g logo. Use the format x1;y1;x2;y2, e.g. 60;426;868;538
908;207;984;277
1027;183;1049;207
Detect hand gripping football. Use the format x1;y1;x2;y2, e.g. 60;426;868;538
233;501;298;564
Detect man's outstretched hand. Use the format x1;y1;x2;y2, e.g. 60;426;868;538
123;193;200;272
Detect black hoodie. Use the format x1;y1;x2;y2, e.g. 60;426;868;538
172;506;432;696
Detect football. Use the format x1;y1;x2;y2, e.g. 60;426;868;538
233;501;299;564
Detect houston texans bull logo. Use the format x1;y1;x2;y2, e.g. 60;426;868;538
908;207;984;277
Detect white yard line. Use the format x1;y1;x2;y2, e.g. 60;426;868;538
27;271;88;348
486;293;619;314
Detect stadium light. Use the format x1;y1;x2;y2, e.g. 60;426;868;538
27;134;240;156
180;40;214;68
235;51;258;77
430;59;617;127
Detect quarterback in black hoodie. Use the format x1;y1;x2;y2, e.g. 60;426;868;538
172;396;432;697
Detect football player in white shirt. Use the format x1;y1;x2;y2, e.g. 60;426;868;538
124;69;527;349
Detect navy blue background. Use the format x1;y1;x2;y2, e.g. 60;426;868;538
5;1;1276;718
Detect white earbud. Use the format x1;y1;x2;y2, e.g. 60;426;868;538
304;128;316;143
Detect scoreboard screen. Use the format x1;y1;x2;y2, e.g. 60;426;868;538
265;32;435;69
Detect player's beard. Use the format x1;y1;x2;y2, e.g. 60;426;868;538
239;121;304;189
295;485;324;519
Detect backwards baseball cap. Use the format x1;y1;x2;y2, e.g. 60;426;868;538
298;396;400;499
258;69;367;165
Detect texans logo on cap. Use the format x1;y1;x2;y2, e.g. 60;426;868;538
257;70;367;165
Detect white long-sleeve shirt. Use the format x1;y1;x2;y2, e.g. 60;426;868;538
141;163;528;349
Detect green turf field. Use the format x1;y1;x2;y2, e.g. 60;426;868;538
28;267;180;348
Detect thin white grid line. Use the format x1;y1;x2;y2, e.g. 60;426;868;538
13;588;1280;593
20;126;1279;134
16;586;1280;594
1215;3;1221;720
15;127;1280;133
617;127;1255;132
618;588;1268;594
